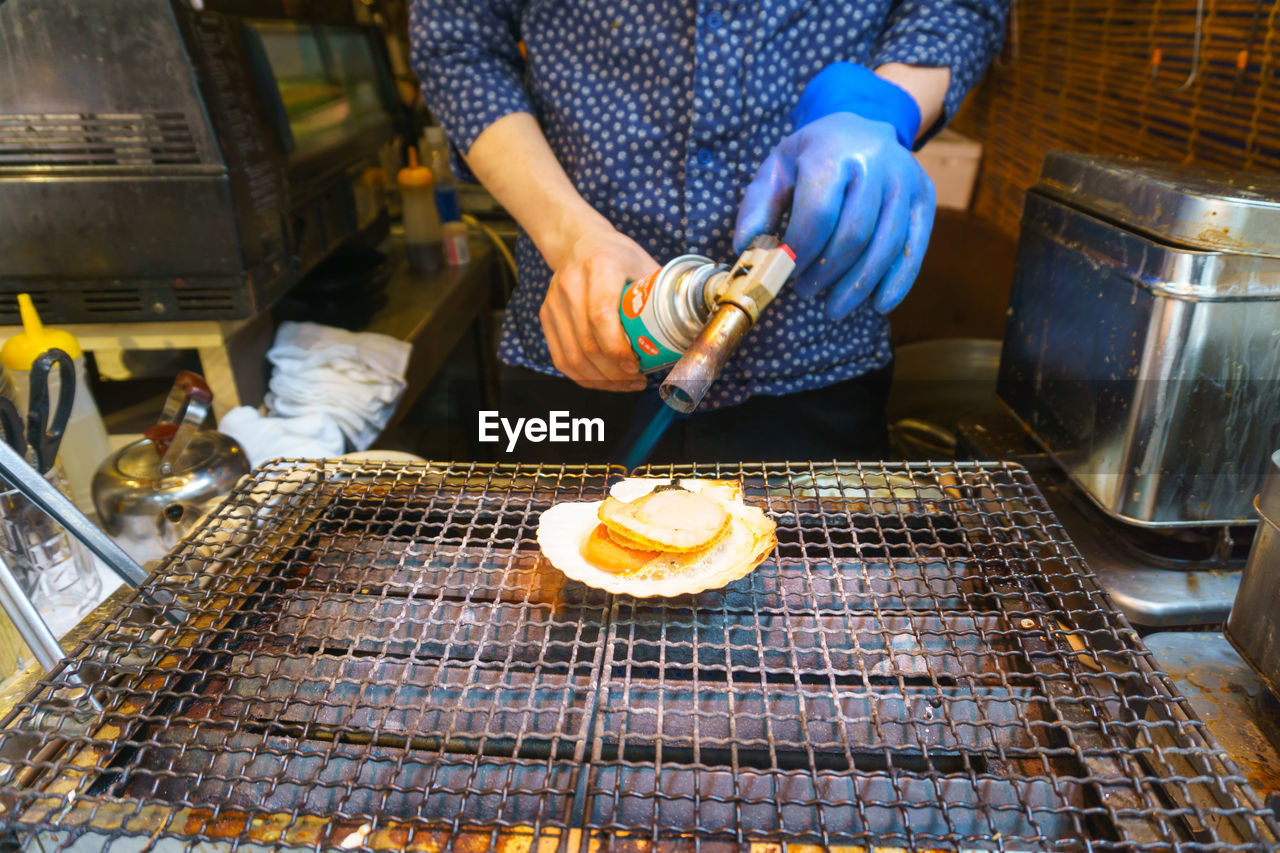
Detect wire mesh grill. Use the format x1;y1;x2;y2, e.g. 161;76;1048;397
0;460;1275;852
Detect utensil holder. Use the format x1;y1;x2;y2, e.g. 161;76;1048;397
0;462;99;616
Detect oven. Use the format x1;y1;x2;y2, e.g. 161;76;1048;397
0;0;403;324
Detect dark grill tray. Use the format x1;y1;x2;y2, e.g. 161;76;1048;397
0;461;1275;851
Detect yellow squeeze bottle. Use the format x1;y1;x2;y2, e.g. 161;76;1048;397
1;295;111;514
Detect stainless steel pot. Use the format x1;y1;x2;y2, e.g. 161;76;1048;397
1226;449;1280;696
887;338;1004;458
92;372;249;563
998;153;1280;527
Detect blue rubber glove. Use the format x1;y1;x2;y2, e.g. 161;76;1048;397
791;63;922;149
734;64;936;318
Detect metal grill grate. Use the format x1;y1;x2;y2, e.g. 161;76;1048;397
0;460;1275;852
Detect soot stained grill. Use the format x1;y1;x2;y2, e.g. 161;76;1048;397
0;460;1274;852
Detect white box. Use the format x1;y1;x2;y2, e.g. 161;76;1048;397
916;129;983;210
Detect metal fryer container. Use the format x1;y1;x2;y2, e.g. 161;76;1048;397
0;459;1275;852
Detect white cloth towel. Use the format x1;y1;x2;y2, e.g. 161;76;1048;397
262;322;412;450
218;406;347;468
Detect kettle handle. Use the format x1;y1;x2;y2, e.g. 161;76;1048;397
144;371;213;475
156;371;212;427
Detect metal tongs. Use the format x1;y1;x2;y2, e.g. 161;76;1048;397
0;353;184;676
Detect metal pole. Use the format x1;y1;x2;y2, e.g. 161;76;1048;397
0;553;65;673
0;554;103;712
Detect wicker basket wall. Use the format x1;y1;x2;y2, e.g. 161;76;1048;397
951;0;1280;239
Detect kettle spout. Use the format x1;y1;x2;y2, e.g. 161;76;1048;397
157;503;194;550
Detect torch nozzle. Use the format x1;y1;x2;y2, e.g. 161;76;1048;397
659;304;752;413
657;236;796;413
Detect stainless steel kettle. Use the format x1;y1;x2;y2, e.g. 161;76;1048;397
92;372;249;563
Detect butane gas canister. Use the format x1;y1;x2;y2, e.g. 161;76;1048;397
618;255;729;372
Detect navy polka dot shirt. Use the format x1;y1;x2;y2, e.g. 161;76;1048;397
411;1;1005;410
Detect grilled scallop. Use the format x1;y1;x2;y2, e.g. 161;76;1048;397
597;487;731;553
538;478;777;597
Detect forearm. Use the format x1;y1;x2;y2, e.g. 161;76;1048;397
464;112;612;270
874;63;950;142
869;0;1008;138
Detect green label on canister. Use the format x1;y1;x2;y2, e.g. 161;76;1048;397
619;269;683;372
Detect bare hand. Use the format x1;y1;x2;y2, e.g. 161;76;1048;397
540;226;657;391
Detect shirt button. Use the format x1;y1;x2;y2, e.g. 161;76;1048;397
706;11;724;29
697;148;714;166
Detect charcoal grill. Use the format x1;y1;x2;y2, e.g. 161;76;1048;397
0;460;1275;852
